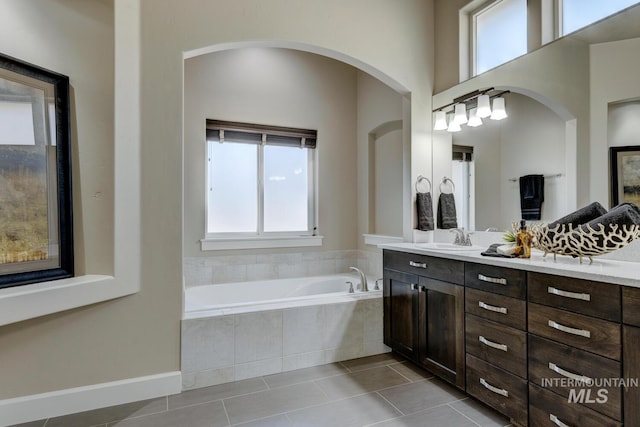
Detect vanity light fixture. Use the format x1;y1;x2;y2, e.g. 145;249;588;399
467;108;483;127
432;88;510;131
447;114;462;132
490;97;508;120
476;94;492;118
453;103;468;125
433;110;448;130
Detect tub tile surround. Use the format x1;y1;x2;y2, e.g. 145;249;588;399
181;298;388;390
183;249;383;288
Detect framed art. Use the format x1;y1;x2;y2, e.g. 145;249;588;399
610;145;640;207
0;52;73;289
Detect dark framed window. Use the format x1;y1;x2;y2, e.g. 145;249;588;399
0;52;73;289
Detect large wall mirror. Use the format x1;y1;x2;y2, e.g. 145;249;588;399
432;2;640;233
0;53;73;288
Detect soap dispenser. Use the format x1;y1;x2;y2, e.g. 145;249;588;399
515;219;532;259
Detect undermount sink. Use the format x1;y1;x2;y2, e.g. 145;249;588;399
414;242;484;251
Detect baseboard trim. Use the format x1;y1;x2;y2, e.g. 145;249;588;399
0;371;182;427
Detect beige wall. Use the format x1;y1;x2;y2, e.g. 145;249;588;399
356;71;404;244
0;0;435;403
590;38;640;207
183;48;358;256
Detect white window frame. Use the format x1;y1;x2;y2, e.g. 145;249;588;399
201;123;322;251
465;0;528;78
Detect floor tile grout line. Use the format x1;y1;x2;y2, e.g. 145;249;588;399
220;398;232;426
260;376;271;390
447;402;484;427
374;390;406;416
264;369;357;391
386;363;428;383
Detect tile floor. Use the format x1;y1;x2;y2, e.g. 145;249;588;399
11;354;512;427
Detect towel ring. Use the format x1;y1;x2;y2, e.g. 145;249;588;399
415;175;432;193
439;177;456;194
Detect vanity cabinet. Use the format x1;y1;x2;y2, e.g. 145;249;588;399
382;247;637;426
527;273;622;425
464;263;528;426
622;287;640;426
383;250;465;389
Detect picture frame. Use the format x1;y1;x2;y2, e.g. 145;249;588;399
610;145;640;208
0;52;73;289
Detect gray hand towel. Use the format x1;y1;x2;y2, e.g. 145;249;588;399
437;193;458;229
519;175;544;220
548;202;607;228
481;243;516;258
417;192;434;231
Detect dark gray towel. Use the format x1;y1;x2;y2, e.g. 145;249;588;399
437;193;457;229
572;203;640;250
417;192;434;231
481;243;516;258
519;175;544;220
581;202;640;232
548;202;607;228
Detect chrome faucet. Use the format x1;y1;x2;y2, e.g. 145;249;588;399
450;228;472;246
349;267;369;292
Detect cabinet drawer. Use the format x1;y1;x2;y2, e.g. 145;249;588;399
528;335;621;421
466;314;527;378
528;272;620;322
529;384;622;427
465;288;526;330
466;354;528;427
528;303;621;360
383;250;464;285
465;263;526;299
622;287;640;327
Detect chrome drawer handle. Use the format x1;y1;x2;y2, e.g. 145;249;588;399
479;378;509;397
479;335;508;352
410;283;419;291
548;362;593;384
478;301;508;315
550;414;571;427
409;261;427;269
548;320;591;338
548;286;591;302
478;274;507;285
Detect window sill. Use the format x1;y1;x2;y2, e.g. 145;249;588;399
201;235;324;251
0;274;139;327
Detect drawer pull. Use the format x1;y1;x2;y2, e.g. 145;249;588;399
409;261;427;269
478;301;508;315
478;274;507;285
548;362;593;384
479;335;508;352
548;320;591;338
410;283;419;291
550;414;571;427
547;286;591;302
479;378;509;397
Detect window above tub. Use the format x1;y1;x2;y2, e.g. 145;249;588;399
201;120;322;251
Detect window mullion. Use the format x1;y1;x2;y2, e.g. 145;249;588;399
258;136;265;235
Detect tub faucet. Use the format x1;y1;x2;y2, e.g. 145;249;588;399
349;267;369;292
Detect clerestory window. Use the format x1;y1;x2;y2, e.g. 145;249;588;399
471;0;528;76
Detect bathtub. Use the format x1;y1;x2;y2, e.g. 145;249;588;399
183;273;381;318
181;274;388;390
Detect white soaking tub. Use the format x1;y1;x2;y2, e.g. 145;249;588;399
181;274;387;390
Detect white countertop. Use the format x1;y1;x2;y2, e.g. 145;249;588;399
379;242;640;288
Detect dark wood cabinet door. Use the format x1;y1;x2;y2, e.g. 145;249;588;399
383;269;419;361
417;277;465;390
624;325;640;426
